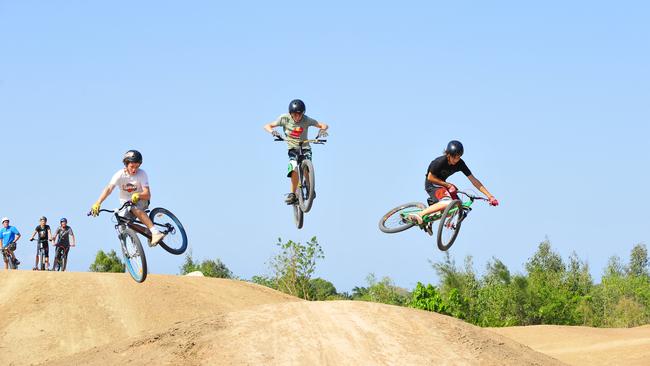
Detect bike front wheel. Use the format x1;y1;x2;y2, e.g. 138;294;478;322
379;202;427;233
149;208;188;255
120;228;148;283
297;160;315;213
437;200;463;251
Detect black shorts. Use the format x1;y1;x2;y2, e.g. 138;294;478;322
36;241;49;257
54;244;69;257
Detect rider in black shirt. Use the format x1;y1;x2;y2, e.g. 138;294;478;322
29;216;52;270
408;140;499;225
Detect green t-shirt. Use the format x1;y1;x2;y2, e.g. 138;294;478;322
274;113;320;149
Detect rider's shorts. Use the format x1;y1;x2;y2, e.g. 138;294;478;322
426;186;458;206
287;148;312;177
36;240;49;257
119;199;150;219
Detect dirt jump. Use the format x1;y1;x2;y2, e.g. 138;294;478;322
0;271;647;365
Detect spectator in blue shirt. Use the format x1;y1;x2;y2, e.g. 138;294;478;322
1;217;21;269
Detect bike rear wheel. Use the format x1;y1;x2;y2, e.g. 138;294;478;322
149;208;188;255
120;228;148;283
297;160;315;213
379;202;427;233
437;200;463;251
5;252;16;270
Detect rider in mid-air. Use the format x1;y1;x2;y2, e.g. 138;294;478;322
263;99;329;204
408;140;499;226
29;216;52;270
90;150;165;246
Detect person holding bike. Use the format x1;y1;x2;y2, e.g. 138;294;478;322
1;217;21;269
89;150;165;246
263;99;329;204
408;140;499;226
29;216;52;270
51;218;75;270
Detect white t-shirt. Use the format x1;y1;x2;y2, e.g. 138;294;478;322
109;168;150;203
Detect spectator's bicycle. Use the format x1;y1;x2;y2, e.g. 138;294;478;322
30;238;48;270
274;135;327;228
378;190;488;251
51;244;68;271
89;201;188;282
2;244;19;269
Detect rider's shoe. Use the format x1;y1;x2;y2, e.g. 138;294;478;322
33;267;37;271
149;231;165;247
285;193;298;205
407;213;423;226
14;259;20;266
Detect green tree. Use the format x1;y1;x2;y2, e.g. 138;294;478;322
179;252;233;278
627;243;649;278
356;273;410;306
309;278;338;300
268;237;324;300
89;249;125;273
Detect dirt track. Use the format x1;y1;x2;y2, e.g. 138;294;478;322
0;271;645;365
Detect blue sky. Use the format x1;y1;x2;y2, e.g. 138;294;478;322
1;1;648;291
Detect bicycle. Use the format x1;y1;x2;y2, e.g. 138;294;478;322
30;238;48;270
89;201;188;282
274;135;327;228
51;244;68;271
2;244;19;270
378;190;488;251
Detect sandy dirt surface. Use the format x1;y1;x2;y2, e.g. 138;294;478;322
490;325;650;366
0;271;580;365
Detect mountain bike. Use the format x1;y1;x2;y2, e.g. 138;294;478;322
51;244;68;271
274;135;327;228
30;238;48;270
89;201;188;282
379;190;488;251
2;244;19;270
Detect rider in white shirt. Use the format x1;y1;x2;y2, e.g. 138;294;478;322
90;150;164;246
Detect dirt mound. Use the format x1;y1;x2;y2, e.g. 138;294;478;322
491;325;650;366
1;271;563;365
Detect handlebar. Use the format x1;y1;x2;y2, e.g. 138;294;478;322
87;201;133;216
273;135;327;144
458;190;488;202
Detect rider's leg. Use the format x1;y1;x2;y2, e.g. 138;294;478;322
131;207;165;245
290;170;299;193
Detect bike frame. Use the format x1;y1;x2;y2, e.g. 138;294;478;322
402;191;486;224
274;136;326;186
96;201;175;240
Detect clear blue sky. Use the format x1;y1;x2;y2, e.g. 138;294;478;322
1;1;648;291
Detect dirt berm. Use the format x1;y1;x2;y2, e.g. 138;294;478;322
0;271;588;365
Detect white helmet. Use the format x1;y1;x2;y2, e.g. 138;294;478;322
1;217;9;223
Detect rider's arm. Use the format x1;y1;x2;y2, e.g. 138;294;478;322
70;232;76;247
29;231;37;241
467;175;495;200
48;229;53;241
138;186;151;201
427;172;454;189
263;121;280;134
95;184;115;206
316;122;328;130
13;234;20;243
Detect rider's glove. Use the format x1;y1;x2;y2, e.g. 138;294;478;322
488;197;499;206
131;193;140;204
91;202;101;217
271;130;281;138
317;129;328;138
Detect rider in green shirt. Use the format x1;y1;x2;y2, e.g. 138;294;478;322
263;99;329;204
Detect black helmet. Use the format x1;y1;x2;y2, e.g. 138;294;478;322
288;99;306;114
60;217;67;223
445;140;464;156
123;150;143;165
40;216;47;222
